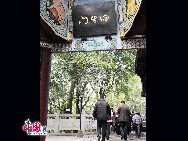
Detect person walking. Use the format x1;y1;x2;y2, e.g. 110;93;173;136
132;112;142;138
106;108;113;140
93;94;111;141
115;113;121;135
112;112;116;133
117;100;131;140
127;112;132;135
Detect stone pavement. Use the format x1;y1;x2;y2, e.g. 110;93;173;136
46;132;146;141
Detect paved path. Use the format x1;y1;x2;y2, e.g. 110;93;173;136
46;132;146;141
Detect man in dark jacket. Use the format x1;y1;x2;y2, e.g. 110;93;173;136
117;100;131;140
93;95;111;141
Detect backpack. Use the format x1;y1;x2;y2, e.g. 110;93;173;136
96;100;108;120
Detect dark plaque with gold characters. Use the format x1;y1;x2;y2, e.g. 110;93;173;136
72;1;117;38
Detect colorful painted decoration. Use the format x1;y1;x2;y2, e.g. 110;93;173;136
72;38;145;51
73;39;118;51
40;0;145;52
40;0;70;40
118;0;142;36
41;38;146;52
121;38;146;49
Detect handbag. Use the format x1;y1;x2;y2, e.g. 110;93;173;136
132;122;137;130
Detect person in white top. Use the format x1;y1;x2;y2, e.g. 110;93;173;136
132;112;142;137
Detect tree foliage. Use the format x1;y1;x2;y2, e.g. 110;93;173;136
48;49;146;115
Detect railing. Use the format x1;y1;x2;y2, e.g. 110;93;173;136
47;110;97;135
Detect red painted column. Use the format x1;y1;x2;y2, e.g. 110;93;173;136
40;47;52;141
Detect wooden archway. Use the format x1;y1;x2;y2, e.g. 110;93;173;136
40;0;146;140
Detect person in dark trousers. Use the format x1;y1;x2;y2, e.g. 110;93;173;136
106;108;113;140
112;112;116;133
93;95;111;141
115;113;121;135
117;100;131;140
127;112;132;135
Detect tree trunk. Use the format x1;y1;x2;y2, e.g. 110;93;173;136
67;81;75;114
76;77;80;114
76;80;88;114
82;89;93;108
96;92;98;101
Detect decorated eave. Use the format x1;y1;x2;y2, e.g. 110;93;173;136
40;16;71;44
40;0;146;45
123;0;146;39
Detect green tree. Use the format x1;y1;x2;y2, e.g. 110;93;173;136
48;49;145;115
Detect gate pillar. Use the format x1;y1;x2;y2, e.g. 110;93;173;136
40;47;52;141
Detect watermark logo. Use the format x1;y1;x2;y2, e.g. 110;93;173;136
22;119;47;135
